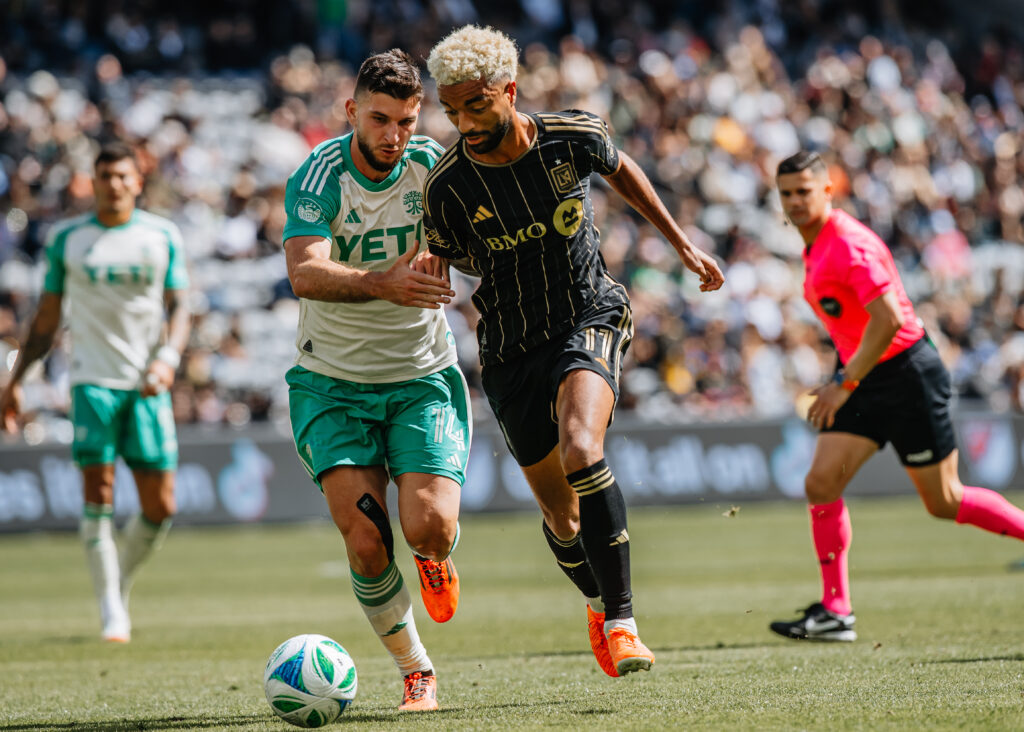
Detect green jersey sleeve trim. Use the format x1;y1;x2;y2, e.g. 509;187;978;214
164;221;190;289
42;221;74;294
284;137;346;241
406;138;444;171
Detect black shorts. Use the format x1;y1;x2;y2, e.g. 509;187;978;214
481;302;633;467
825;337;956;466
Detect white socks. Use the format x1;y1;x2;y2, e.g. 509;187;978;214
80;507;171;641
604;616;638;636
351;561;432;677
119;513;171;610
80;503;129;640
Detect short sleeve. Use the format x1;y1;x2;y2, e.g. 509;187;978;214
845;242;891;306
164;223;190;290
423;183;466;260
566;109;620;176
42;225;67;295
283;142;343;242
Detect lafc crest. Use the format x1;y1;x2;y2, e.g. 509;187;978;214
549;162;578;194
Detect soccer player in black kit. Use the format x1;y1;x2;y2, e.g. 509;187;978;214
424;25;724;677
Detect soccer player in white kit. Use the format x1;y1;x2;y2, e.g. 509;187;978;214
1;142;191;643
283;50;470;711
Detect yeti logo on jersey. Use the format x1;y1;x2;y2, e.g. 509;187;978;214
295;198;324;224
553;198;584;237
549;162;578;194
819;297;841;317
403;190;423;215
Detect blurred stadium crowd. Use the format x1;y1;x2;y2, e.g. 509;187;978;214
1;0;1023;443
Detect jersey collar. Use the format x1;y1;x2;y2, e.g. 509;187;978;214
91;209;139;230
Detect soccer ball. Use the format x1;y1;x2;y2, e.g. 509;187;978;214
263;634;358;728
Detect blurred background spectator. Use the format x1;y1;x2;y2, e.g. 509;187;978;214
2;0;1023;444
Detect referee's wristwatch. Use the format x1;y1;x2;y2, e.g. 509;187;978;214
832;369;860;392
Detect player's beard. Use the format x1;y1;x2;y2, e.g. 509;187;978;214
356;132;401;173
463;114;512;154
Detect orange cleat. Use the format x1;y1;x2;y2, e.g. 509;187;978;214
607;628;655;675
399;671;438;711
413;555;459;623
587;605;619;677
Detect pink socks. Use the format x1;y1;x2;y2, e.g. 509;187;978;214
955;486;1024;540
809;498;852;616
804;488;1024;619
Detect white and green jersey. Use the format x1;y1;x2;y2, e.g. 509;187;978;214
283;133;457;384
42;210;189;390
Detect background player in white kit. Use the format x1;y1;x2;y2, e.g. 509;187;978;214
1;142;191;642
283;49;470;712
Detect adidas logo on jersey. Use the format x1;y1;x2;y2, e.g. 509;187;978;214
345;209;361;224
472;205;494;223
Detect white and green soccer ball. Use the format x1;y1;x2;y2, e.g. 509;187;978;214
263;634;358;728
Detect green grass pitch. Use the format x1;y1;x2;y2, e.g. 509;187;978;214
1;494;1022;731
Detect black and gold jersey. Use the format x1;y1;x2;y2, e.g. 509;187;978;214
424;109;629;364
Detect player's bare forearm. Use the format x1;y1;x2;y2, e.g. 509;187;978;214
286;235;377;303
604;152;724;291
843;292;904;381
285;235;453;308
163;289;192;355
8;292;62;384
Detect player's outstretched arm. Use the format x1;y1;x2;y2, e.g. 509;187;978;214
286;235;454;308
604;152;724;292
1;292;62;433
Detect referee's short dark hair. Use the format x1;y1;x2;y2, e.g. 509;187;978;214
94;141;137;168
777;151;827;178
354;49;423;101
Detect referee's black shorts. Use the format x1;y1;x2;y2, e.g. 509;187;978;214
481;302;633;467
824;337;956;466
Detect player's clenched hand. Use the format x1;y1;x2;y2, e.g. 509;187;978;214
371;240;455;309
0;383;23;434
805;383;852;430
679;247;725;292
141;360;175;397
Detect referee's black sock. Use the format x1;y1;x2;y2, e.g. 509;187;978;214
566;459;633;620
541;520;601;601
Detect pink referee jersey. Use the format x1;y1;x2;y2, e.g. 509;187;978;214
803;209;923;365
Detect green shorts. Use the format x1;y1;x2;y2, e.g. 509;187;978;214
70;384;178;471
287;364;471;488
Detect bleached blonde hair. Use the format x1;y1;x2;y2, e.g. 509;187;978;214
426;25;519;87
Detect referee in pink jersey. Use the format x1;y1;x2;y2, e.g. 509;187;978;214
769;151;1024;641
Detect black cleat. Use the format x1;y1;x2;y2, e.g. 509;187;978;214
769;602;857;642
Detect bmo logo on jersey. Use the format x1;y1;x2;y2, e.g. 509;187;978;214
480;198;584;251
484;223;546;251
